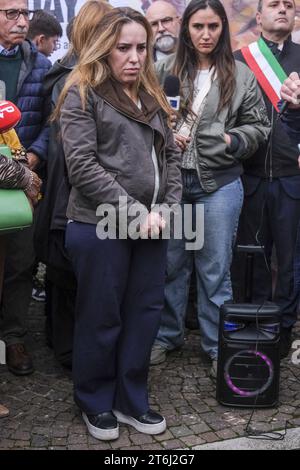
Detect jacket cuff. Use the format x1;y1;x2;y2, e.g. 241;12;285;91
227;133;240;153
227;132;246;159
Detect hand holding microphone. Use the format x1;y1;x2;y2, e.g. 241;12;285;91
0;100;42;206
0;100;21;134
163;75;191;151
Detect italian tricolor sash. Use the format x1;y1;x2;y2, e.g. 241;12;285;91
241;37;287;112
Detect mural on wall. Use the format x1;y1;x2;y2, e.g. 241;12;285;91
28;0;300;63
222;0;300;50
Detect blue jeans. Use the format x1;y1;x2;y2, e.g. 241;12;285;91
156;170;244;359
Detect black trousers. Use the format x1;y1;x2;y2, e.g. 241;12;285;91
232;175;300;329
0;225;35;345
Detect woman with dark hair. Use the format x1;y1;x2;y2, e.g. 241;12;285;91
151;0;270;376
55;7;182;441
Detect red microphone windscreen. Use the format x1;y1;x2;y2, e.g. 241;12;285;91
0;101;21;133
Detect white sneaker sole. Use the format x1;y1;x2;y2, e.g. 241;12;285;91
82;412;119;441
113;410;166;435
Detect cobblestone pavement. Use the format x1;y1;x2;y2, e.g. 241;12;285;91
0;302;300;450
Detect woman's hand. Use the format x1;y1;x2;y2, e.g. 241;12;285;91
174;133;191;152
24;171;42;207
224;133;231;146
140;211;166;238
170;113;177;130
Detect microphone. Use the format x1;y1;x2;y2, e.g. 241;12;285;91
278;99;290;117
0;101;21;133
163;75;180;111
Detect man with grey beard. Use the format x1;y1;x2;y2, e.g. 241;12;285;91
146;1;181;61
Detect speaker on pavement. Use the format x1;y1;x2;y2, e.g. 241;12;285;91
216;302;281;408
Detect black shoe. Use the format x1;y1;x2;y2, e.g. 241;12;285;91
113;409;166;434
82;411;119;440
280;327;292;359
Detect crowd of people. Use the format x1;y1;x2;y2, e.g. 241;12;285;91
0;0;300;441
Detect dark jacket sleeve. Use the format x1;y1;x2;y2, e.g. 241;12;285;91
161;114;182;205
0;154;32;189
27;125;50;161
27;83;51;160
226;70;271;160
281;108;300;147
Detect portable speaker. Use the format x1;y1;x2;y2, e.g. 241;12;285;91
216;302;281;408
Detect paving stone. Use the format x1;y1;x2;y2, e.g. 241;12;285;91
51;428;69;438
0;439;14;449
130;433;156;445
141;443;164;450
31;435;50;447
189;423;211;434
13;440;31;448
67;444;90;450
169;425;193;438
121;446;142;450
12;430;31;440
216;429;237;440
209;420;232;432
161;439;183;450
1;302;300;451
31;426;51;436
153;430;174;442
110;436;131;449
51;438;68;446
200;432;221;443
67;434;88;445
180;435;206;447
88;441;112;450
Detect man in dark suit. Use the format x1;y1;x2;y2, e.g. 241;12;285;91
233;0;300;359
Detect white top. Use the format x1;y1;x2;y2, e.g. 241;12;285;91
194;69;210;97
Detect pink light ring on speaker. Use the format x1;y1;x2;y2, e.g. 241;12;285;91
224;349;274;398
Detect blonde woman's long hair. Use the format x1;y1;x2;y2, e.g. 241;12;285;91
54;7;171;120
67;0;112;58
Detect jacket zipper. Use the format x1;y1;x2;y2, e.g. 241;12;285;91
270;107;274;182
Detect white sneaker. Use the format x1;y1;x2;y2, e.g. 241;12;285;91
113;409;166;435
82;411;119;441
150;344;167;365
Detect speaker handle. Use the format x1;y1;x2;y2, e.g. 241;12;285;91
236;245;264;302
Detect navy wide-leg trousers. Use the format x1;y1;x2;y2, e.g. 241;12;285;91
66;221;168;417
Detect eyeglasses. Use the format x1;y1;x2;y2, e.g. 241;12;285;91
149;16;178;29
0;9;34;21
